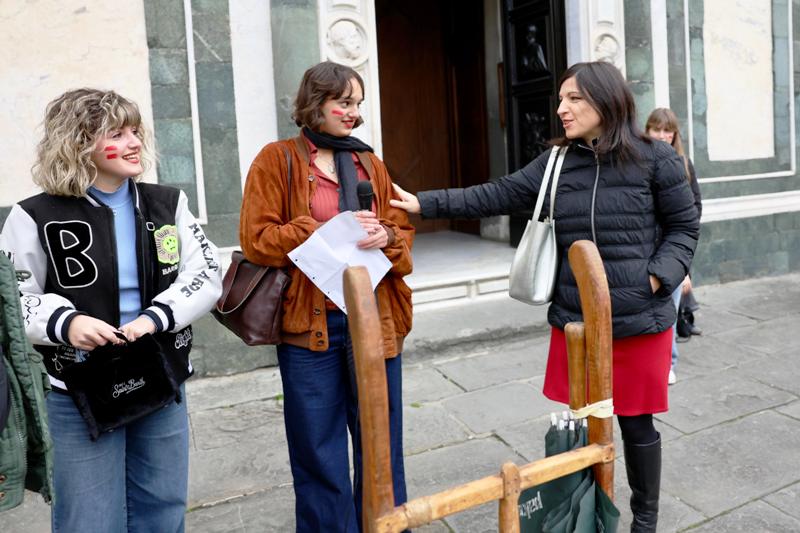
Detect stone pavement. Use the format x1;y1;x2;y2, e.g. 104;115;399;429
3;272;800;532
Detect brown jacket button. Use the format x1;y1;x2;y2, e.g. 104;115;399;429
317;340;325;346
313;308;321;315
315;331;323;338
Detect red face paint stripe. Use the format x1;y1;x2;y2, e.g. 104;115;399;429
106;154;119;159
331;109;345;116
103;145;117;152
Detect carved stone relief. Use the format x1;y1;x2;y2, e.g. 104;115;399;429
318;0;382;152
593;33;620;65
520;23;549;75
520;102;550;162
565;0;625;75
326;18;367;66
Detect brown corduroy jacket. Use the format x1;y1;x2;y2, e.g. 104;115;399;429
239;136;414;358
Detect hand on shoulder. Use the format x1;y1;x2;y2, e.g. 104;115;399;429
389;183;420;214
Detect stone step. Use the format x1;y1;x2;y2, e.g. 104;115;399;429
406;231;516;309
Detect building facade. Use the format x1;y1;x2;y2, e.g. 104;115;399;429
2;0;799;373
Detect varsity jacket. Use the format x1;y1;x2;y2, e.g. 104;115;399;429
0;181;222;391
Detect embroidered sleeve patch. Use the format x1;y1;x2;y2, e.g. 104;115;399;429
154;225;180;265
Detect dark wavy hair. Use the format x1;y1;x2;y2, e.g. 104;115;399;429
292;61;365;131
555;61;650;163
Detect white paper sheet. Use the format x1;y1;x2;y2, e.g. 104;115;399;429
287;211;392;313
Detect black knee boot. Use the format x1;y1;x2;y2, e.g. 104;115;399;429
624;434;661;532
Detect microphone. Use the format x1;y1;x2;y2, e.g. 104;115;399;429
357;181;373;211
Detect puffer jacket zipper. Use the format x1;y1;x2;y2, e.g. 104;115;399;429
11;376;27;479
590;151;599;243
577;142;600;243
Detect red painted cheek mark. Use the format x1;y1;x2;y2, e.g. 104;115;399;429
103;145;118;159
331;109;345;116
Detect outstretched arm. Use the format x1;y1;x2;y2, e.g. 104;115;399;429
389;183;421;214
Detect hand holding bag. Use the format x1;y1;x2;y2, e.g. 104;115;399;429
211;146;293;345
61;334;180;440
509;146;568;305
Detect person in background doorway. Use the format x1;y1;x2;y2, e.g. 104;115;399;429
239;61;414;532
645;107;703;385
391;61;700;533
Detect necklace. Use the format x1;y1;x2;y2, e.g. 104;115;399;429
317;156;336;174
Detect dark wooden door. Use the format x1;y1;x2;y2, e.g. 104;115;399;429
376;0;489;234
502;0;567;245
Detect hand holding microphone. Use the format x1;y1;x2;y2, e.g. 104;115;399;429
353;181;388;249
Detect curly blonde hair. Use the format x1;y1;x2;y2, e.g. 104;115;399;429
32;88;155;197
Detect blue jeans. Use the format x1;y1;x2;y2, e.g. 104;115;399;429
277;310;407;532
47;386;189;533
670;285;682;367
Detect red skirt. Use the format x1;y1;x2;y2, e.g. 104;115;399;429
542;327;672;416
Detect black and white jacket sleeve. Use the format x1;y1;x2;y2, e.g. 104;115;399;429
140;191;223;333
0;205;82;346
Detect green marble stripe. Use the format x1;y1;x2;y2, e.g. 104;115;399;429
144;0;199;215
624;0;655;128
191;0;242;226
144;0;242;248
270;0;321;140
0;205;11;228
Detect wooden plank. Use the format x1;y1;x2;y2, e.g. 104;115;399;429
344;267;395;532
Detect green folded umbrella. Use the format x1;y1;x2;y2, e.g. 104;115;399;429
519;415;619;533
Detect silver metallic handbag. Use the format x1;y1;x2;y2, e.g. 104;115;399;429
509;146;568;305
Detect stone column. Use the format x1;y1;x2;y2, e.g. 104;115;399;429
565;0;626;75
318;0;384;156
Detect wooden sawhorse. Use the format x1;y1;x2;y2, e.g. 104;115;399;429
344;240;614;532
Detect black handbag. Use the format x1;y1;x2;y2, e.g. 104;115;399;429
61;334;181;440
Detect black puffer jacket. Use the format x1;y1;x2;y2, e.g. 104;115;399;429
418;138;700;338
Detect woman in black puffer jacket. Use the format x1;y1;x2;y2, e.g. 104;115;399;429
391;61;699;533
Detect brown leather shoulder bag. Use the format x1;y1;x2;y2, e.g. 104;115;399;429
212;146;292;345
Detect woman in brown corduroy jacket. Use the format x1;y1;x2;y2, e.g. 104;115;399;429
239;61;414;532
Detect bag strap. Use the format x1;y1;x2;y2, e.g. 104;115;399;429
547;146;568;220
216;258;272;314
531;147;560;223
282;146;292;220
219;145;294;313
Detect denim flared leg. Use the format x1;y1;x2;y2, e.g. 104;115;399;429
48;391;127;533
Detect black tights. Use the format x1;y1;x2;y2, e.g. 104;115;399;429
617;414;658;445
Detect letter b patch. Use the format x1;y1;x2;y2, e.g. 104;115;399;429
44;221;98;288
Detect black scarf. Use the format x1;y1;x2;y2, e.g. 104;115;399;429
302;127;374;212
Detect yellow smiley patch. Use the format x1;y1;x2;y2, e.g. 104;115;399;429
154;225;180;265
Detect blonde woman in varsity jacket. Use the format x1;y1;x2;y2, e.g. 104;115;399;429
0;89;222;532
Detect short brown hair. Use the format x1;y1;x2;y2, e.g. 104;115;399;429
292;61;365;130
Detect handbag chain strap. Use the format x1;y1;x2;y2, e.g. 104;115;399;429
531;146;568;223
